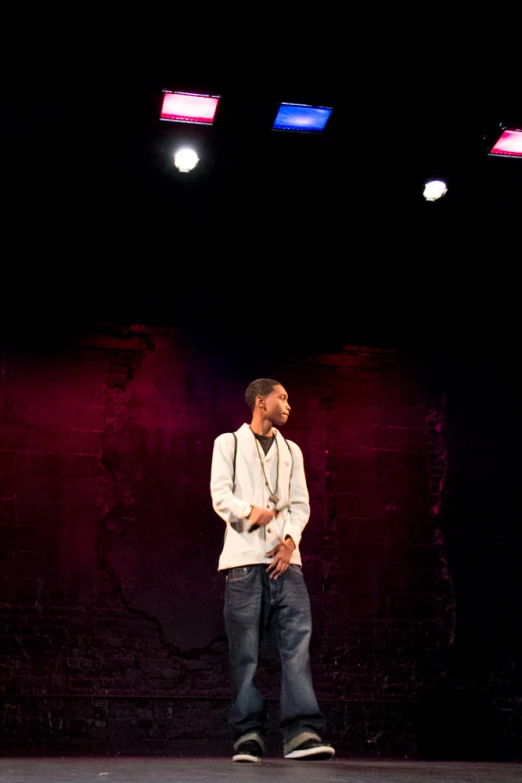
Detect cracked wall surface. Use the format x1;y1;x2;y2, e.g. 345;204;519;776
1;327;520;758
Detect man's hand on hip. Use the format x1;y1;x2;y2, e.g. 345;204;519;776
266;538;295;580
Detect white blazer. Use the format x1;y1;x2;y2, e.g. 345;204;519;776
210;423;310;571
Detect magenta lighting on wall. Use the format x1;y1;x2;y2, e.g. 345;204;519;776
160;91;220;125
272;102;333;133
488;127;522;159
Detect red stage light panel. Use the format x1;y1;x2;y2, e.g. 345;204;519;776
160;92;220;125
488;128;522;159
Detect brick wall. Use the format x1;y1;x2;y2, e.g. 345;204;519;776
0;325;520;758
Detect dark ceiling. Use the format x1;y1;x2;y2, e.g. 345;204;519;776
2;48;520;355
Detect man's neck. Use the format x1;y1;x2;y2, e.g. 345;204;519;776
250;415;274;437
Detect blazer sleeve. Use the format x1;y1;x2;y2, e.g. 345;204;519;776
210;433;251;523
283;441;310;548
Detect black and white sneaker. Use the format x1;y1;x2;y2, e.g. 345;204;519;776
284;738;335;760
232;739;263;763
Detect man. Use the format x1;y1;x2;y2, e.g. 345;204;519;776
210;378;335;763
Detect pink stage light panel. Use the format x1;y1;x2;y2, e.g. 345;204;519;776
160;92;220;125
489;128;522;159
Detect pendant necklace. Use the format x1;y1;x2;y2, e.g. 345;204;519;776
251;428;280;504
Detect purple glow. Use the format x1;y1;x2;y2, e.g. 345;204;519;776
160;92;220;125
489;128;522;158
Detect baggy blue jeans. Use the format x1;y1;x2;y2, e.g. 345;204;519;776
223;563;326;752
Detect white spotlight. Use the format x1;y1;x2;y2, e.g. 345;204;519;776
423;179;448;202
174;148;199;173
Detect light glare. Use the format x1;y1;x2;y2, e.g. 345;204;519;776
423;179;448;202
174;148;199;173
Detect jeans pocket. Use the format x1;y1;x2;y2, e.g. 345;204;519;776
227;566;254;582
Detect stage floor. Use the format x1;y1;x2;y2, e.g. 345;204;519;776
0;757;521;783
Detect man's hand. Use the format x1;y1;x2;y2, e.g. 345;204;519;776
266;538;295;580
248;506;276;531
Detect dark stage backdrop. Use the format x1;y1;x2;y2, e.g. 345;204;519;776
0;324;520;759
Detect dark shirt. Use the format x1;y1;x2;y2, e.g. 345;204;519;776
255;432;274;456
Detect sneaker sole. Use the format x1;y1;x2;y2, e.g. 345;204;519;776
285;746;335;760
233;753;261;763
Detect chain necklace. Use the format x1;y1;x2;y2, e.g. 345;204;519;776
251;427;280;504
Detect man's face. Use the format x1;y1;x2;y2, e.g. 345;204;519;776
261;384;291;426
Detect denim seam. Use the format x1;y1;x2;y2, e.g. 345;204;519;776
228;566;252;582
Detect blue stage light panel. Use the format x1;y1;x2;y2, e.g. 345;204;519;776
272;103;333;133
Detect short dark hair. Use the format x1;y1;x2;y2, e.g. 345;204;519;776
245;378;282;412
